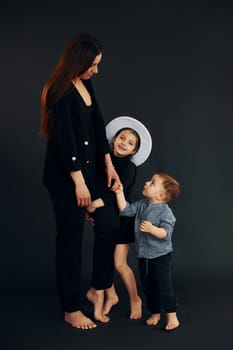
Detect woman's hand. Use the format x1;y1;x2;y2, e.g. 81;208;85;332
75;182;91;207
70;170;91;207
106;166;121;190
104;153;121;189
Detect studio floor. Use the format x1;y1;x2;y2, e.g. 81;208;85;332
1;276;232;350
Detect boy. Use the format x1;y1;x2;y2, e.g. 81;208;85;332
113;172;180;331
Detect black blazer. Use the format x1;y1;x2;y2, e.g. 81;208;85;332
43;80;110;198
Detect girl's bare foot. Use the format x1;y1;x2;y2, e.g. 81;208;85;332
129;296;142;319
146;313;161;326
64;311;96;329
103;293;119;315
86;288;110;323
165;312;180;331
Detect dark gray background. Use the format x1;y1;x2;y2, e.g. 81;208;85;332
1;1;233;349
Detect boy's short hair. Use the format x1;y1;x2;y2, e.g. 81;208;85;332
157;173;180;202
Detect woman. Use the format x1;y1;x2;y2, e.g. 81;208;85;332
40;33;120;329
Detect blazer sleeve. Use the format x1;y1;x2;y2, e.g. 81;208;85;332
51;94;82;172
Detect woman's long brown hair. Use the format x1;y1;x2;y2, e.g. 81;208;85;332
40;33;103;137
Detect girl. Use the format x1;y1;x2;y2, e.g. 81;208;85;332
86;116;152;322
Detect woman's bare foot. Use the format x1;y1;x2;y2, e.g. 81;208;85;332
146;313;161;326
103;290;119;315
64;311;96;329
129;296;142;319
86;288;110;323
165;312;180;331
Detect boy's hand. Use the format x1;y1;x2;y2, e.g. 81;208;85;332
139;220;153;233
111;182;123;194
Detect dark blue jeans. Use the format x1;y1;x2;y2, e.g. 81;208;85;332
138;253;177;314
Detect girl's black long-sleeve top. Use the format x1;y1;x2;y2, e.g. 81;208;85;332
94;153;137;206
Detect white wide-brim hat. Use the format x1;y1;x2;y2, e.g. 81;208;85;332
106;116;152;166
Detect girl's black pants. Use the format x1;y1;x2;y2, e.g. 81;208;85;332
91;206;121;290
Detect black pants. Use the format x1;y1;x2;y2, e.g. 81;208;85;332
91;206;121;290
138;253;177;314
51;193;86;313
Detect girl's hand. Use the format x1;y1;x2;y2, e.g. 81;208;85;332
86;204;96;213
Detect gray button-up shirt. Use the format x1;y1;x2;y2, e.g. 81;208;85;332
120;199;176;259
